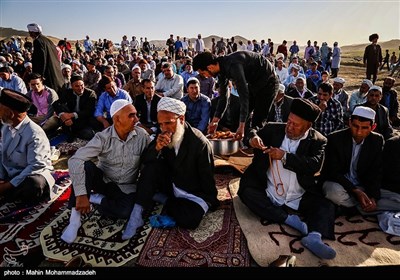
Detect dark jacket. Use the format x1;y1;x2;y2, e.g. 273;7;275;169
363;44;383;73
52;87;97;129
267;95;293;123
215;51;279;123
358;102;394;140
32;34;64;93
321;127;384;200
382;135;400;194
239;123;327;197
141;122;219;210
134;93;161;131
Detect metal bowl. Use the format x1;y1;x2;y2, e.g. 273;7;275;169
209;138;240;156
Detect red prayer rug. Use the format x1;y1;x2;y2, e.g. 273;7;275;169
0;171;71;267
136;171;251;267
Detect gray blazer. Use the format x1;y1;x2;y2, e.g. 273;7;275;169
0;116;55;188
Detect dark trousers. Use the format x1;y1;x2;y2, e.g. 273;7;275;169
2;174;50;206
135;157;205;229
248;79;278;129
67;161;136;219
239;187;336;240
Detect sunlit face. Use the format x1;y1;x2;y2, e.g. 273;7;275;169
285;113;311;140
349;118;374;144
30;78;44;93
163;67;174;79
71;80;85;95
62;68;72;78
360;83;370;94
317;88;332;102
158;111;184;135
104;68;115;78
105;82;117;96
114;104;138;133
187;82;200;101
143;81;155;99
295;79;305;91
366;89;382;105
131;68;141;81
333;82;343;92
0;71;10;81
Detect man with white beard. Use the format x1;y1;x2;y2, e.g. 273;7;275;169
121;97;219;240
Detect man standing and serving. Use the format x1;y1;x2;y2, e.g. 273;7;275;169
193;51;279;140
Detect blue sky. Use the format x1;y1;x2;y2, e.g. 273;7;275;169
1;0;399;46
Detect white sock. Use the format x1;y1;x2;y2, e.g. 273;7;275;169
89;193;105;205
122;204;144;240
61;208;81;244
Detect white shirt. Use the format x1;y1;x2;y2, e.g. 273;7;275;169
265;130;310;210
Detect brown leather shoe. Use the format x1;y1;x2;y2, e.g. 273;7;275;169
269;255;296;267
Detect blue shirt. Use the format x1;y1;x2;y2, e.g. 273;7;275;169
181;93;211;133
94;88;132;119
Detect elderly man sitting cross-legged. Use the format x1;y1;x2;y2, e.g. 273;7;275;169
239;98;337;260
61;100;150;244
121;97;219;240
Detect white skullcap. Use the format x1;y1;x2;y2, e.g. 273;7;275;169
72;59;81;66
362;79;373;88
0;56;5;63
296;76;306;83
61;63;72;70
369;85;382;93
187;77;199;86
131;65;140;71
157;97;186;116
278;84;285;93
24;62;32;68
276;53;284;61
27;23;42;33
333;77;345;84
110;99;131;118
352;106;376;122
292;64;301;70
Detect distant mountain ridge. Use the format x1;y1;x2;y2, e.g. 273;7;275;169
1;27;399;52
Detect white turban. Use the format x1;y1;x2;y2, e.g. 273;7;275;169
362;79;373;88
61;63;72;70
24;62;32;68
27;23;42;33
110;99;131;118
333;77;345;84
157;97;186;116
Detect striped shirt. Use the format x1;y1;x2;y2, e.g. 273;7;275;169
68;125;150;196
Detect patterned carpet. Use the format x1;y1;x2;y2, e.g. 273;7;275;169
0;171;71;267
229;178;400;267
136;170;250;267
39;170;249;268
40;202;162;267
136;200;250;267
